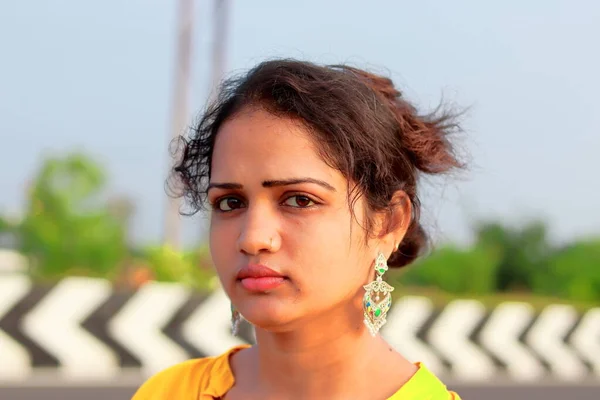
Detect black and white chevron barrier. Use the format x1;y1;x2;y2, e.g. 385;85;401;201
1;275;599;383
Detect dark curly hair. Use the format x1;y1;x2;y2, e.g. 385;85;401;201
171;59;464;268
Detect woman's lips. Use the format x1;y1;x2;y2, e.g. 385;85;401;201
240;276;286;291
236;264;287;292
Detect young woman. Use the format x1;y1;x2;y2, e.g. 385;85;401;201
133;59;463;399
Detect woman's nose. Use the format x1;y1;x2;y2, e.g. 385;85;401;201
236;205;281;256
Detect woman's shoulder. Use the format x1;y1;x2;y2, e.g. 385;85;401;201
389;362;462;400
131;345;250;400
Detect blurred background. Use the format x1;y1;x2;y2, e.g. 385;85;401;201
1;1;598;399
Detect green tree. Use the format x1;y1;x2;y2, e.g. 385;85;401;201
394;244;501;295
474;220;551;292
16;153;127;280
141;244;218;291
533;239;600;302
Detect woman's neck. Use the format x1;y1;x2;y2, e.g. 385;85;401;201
233;309;417;400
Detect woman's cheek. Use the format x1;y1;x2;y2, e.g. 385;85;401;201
209;221;236;275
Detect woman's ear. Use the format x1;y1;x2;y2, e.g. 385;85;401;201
384;190;412;251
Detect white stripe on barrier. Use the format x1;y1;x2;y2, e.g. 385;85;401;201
181;288;247;358
427;300;496;381
526;304;588;381
383;296;445;376
108;282;190;376
479;302;545;381
0;275;32;381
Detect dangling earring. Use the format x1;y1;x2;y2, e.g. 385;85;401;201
231;303;241;336
363;251;395;336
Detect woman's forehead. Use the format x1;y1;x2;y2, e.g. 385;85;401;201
211;110;342;185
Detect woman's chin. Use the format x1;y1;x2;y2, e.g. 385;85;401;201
238;303;300;333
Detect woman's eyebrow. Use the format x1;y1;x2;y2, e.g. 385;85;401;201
206;182;243;191
207;178;336;192
262;178;336;192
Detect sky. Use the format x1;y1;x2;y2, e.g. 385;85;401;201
0;0;598;248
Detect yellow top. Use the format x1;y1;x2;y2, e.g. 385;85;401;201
132;345;461;400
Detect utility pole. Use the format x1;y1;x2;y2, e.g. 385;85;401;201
163;0;194;250
209;0;229;103
198;0;230;244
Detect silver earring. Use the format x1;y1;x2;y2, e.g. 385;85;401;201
363;251;394;336
231;303;241;336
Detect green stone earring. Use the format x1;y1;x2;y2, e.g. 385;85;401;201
231;303;241;336
363;251;394;336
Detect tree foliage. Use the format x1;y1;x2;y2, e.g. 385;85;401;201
1;152;599;302
140;244;218;291
13;153;127;280
394;219;600;302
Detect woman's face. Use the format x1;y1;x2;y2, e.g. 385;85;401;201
207;108;382;331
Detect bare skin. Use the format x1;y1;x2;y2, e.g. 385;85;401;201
226;322;417;399
207;108;416;400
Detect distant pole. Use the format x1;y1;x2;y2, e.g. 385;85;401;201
209;0;229;103
198;0;229;243
163;0;194;250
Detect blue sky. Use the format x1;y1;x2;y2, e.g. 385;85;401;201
1;0;598;247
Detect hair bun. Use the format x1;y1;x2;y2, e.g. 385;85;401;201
347;67;464;267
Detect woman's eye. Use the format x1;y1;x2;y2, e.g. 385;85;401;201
284;195;315;208
216;197;244;212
